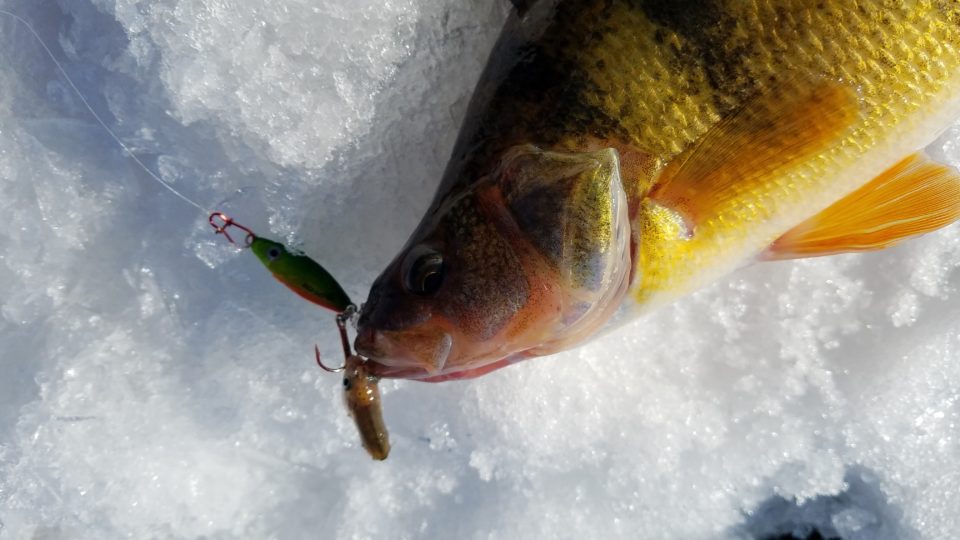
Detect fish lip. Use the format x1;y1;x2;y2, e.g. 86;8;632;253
364;361;427;380
354;326;453;374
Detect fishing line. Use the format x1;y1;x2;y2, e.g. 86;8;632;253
0;9;210;214
0;9;356;317
0;9;388;459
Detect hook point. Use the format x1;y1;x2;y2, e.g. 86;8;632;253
316;345;344;372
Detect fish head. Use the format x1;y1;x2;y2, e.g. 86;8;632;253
354;192;532;378
356;145;633;379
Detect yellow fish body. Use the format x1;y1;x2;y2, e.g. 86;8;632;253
354;0;960;381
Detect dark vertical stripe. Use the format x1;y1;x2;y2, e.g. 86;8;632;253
635;0;754;106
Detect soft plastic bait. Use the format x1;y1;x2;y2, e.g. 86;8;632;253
321;312;390;460
341;354;390;460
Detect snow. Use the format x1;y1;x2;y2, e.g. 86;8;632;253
1;1;959;539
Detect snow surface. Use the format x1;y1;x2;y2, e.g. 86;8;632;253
1;1;960;539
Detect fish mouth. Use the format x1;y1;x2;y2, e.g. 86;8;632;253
355;326;453;375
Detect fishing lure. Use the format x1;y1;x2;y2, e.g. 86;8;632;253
209;212;352;312
210;212;390;460
0;8;384;460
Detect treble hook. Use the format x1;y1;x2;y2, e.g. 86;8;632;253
314;307;358;372
209;212;256;248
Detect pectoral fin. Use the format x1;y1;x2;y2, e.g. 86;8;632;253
648;80;861;228
765;153;960;260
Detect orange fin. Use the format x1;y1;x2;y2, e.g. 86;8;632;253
765;153;960;260
648;80;860;227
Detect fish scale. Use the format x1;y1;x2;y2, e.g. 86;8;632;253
575;2;960;308
584;3;958;155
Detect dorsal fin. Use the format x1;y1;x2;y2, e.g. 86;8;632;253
765;153;960;260
648;80;861;229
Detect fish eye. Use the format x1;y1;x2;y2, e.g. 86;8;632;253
267;246;282;261
402;245;445;296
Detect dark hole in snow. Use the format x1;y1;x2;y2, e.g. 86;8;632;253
763;531;840;540
732;467;915;540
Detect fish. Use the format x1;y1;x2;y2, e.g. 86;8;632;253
354;0;960;381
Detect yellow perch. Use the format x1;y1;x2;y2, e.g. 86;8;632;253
354;0;960;381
